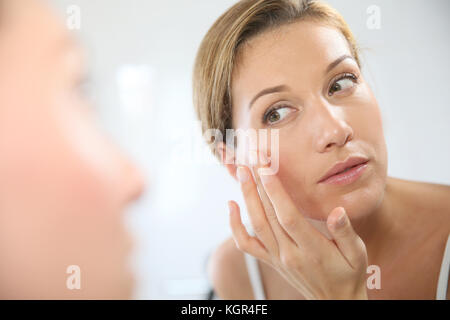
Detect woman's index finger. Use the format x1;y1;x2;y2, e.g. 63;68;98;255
256;167;325;249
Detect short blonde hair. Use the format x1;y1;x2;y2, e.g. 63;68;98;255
193;0;360;157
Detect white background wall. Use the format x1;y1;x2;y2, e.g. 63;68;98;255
50;0;450;299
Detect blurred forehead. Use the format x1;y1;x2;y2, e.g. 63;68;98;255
0;0;71;58
0;0;81;82
0;0;84;112
231;20;353;101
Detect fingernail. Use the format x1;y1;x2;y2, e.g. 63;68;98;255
336;209;347;228
237;166;249;183
227;201;233;215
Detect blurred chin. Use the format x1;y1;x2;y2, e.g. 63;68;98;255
120;264;136;299
105;249;136;299
81;262;135;299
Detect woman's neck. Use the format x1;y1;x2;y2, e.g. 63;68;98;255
351;177;403;263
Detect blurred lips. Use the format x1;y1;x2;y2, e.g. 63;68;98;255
318;156;369;185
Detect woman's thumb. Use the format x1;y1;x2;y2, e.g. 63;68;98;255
327;207;367;269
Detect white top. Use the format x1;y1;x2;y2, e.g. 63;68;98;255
436;234;450;300
245;233;450;300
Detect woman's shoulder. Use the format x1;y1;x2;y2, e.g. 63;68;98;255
388;176;450;192
391;178;450;259
207;237;254;299
388;178;449;246
388;177;450;215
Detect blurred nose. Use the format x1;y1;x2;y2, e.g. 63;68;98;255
312;101;353;153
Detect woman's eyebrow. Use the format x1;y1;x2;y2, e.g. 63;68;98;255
325;54;355;75
249;85;290;109
247;55;354;109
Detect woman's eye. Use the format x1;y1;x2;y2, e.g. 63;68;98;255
329;74;358;96
263;106;294;125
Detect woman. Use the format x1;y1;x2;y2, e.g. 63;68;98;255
193;0;450;299
0;0;144;298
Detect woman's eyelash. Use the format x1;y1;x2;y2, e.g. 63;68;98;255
335;72;358;82
261;73;358;124
328;72;359;95
262;105;288;123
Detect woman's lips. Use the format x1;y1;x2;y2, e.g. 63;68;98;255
319;162;368;185
318;157;369;185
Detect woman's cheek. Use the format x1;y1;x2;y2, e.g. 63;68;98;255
275;138;322;217
0;116;114;298
353;93;387;173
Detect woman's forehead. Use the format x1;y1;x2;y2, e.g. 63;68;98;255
234;21;352;79
231;21;353;104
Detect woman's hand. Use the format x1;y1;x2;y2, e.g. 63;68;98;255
229;163;369;300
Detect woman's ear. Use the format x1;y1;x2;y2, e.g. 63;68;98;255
217;141;238;182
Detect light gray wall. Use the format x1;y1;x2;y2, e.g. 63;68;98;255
50;0;450;299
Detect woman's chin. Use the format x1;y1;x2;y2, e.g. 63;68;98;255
300;183;385;225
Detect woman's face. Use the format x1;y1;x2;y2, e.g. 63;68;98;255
0;0;144;298
231;20;387;221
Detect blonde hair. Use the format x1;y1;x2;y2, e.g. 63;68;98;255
193;0;360;157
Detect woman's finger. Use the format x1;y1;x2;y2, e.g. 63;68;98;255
236;166;279;256
252;166;298;252
229;200;271;264
257;167;326;250
326;207;368;270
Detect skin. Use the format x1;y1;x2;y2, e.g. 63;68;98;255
210;20;450;299
0;0;145;299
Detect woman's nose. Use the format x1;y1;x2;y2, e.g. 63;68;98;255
313;104;354;153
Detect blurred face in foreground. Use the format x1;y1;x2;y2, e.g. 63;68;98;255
0;0;144;299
